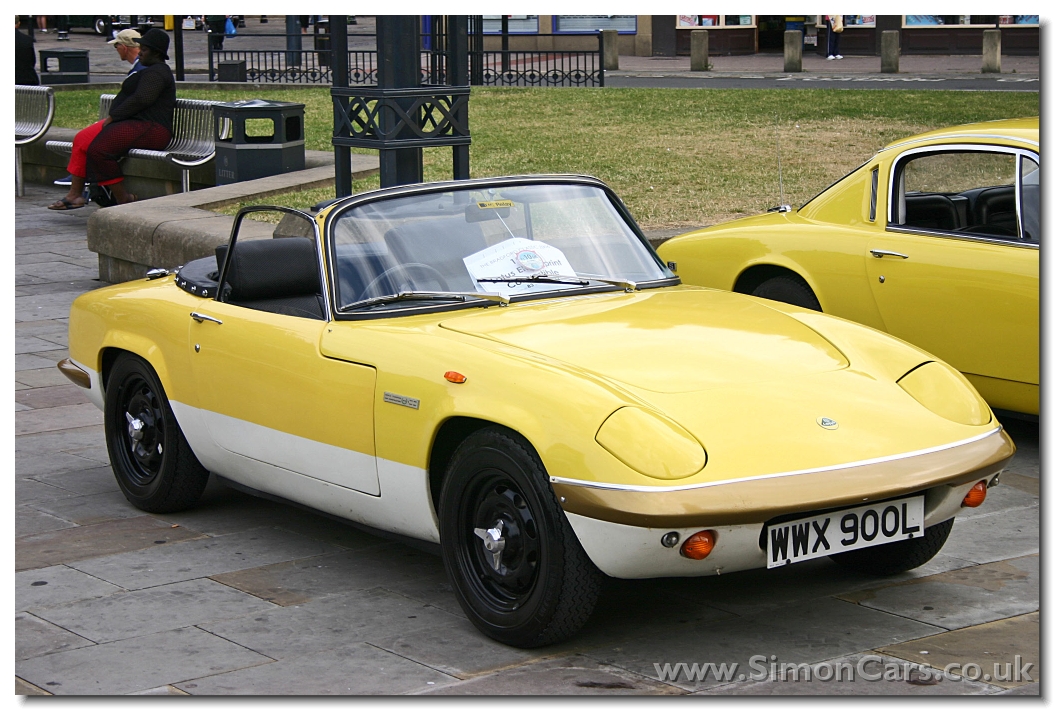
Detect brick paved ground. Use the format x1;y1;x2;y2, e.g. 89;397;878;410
14;182;1039;695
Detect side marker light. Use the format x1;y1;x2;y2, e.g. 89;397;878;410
444;371;467;384
961;481;987;508
680;530;716;560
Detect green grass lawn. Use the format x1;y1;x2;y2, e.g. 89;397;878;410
52;87;1038;228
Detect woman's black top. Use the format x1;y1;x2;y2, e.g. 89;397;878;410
108;62;176;132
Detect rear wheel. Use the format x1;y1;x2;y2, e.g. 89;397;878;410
751;275;821;311
104;354;210;513
829;518;954;575
439;427;602;648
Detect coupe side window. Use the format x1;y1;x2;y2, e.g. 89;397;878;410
1021;156;1039;243
892;150;1021;240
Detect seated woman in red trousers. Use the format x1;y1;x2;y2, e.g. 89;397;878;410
49;29;176;210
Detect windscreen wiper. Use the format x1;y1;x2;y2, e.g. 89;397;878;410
477;273;637;291
339;290;509;312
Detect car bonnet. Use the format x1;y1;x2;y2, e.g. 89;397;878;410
439;288;848;393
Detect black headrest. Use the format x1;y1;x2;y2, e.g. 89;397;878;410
216;238;321;302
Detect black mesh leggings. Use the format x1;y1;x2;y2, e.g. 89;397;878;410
85;120;171;186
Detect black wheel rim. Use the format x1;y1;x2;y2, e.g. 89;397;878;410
114;373;166;486
459;469;541;614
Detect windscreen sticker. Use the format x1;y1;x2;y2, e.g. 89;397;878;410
476;200;515;209
464;237;577;296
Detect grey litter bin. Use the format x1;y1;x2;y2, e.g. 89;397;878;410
214;99;306;185
218;59;247;82
39;48;89;84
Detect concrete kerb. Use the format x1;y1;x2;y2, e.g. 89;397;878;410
86;151;380;283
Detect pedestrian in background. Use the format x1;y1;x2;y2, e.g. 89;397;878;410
825;15;843;59
15;16;38;85
35;14;47;33
206;15;226;51
49;29;175;210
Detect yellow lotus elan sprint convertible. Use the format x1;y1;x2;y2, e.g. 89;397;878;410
658;118;1038;417
61;176;1013;648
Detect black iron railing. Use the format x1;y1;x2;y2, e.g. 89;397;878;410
208;32;604;86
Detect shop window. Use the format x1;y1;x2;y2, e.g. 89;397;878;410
554;16;637;33
904;15;1009;26
676;15;755;28
481;16;539;34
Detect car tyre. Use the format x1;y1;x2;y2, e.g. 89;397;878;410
93;17;108;35
751;275;821;311
829;517;954;575
439;427;603;648
104;353;210;513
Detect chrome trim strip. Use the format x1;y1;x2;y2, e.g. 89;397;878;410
550;427;1003;493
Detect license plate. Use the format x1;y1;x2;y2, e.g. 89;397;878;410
766;495;925;569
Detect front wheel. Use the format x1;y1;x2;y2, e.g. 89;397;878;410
93;17;108;35
439;427;602;648
104;354;210;513
829;518;954;575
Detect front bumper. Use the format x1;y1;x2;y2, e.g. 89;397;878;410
558;427;1013;578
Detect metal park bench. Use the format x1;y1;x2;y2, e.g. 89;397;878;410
15;85;56;197
46;94;222;193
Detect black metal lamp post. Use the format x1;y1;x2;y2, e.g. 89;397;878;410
331;15;471;196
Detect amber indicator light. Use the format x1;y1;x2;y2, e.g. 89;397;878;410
680;530;716;560
961;481;987;508
444;371;468;384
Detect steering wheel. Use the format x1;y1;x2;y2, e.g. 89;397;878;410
360;262;450;300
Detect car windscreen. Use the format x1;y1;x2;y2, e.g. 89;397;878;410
328;183;672;311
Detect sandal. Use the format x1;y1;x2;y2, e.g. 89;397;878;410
48;197;86;211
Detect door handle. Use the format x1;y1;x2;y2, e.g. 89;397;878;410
190;312;223;325
870;249;909;259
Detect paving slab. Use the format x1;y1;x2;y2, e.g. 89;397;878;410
16;291;84;322
15;367;72;388
16;424;106;454
653;551;973;618
129;685;190;695
879;612;1039;690
15;478;76;507
999;472;1039;496
15;353;60;371
199;588;461;659
371;615;543;678
70;526;340;590
14;336;67;355
15;626;274;695
16;507;78;537
30;489;147;526
17;564;124;612
582;597;942;692
15;677;50;696
16;613;95;661
697;652;1000;695
34;578;278;644
939;505;1039;564
15;384;92;410
210;543;446;606
837;555;1038;631
151;482;333;536
425;654;684;695
29;465;118;497
173;642;455;695
17;515;207;572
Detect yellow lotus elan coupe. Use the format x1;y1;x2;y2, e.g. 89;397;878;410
658;118;1038;417
61;175;1013;648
